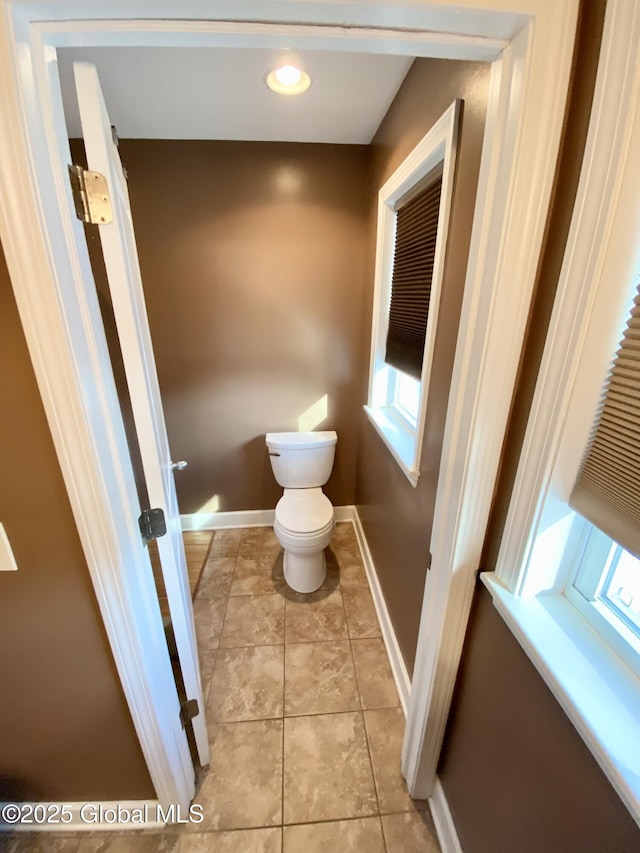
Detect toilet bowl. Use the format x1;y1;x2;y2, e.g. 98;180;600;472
274;488;334;593
266;431;337;593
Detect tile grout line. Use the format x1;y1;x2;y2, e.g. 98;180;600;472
205;537;240;708
200;525;405;845
346;525;386;828
337;546;384;825
281;568;287;833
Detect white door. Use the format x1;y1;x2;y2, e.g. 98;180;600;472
74;61;210;767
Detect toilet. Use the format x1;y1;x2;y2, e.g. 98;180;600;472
266;431;337;593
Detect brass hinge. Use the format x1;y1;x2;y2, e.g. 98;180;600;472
68;164;112;224
138;507;167;545
180;698;200;729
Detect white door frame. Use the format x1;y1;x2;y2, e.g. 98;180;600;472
0;0;578;804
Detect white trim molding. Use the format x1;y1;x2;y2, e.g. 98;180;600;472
0;5;196;809
365;99;461;486
353;510;412;714
429;778;464;853
487;0;640;827
402;0;579;797
181;505;355;530
495;0;640;598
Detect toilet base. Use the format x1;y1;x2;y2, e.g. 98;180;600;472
283;548;327;594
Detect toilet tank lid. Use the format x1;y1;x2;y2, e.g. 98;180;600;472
265;431;337;450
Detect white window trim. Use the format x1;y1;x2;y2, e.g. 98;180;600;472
564;520;640;676
484;0;640;826
365;99;461;487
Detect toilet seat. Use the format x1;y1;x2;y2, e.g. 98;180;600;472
275;488;333;535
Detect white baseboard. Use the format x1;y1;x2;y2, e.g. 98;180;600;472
352;508;411;715
0;801;164;832
429;778;463;853
181;508;274;530
181;505;356;531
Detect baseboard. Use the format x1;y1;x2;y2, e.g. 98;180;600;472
352;508;411;715
429;778;463;853
181;508;274;530
0;801;164;832
333;505;356;522
181;505;356;530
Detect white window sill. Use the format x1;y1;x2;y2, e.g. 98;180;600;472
482;572;640;827
364;405;419;487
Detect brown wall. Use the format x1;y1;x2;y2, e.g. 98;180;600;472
438;584;640;853
355;58;491;676
119;141;370;514
437;1;640;849
0;245;154;801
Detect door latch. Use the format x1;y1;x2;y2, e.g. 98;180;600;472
138;507;167;544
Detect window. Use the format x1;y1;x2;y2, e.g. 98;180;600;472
484;248;640;821
365;100;460;485
565;520;640;674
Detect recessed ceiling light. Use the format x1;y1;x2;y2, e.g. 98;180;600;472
266;64;311;95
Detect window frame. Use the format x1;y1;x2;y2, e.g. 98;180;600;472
563;517;640;677
483;2;640;825
364;99;461;486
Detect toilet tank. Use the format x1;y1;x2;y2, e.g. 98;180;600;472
266;431;337;488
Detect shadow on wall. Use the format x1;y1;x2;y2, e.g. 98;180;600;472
0;773;43;850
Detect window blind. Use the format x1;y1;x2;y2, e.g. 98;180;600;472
570;280;640;557
385;175;443;381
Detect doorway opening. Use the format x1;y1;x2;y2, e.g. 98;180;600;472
0;1;578;812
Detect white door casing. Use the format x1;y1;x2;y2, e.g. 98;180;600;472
0;0;579;807
74;61;210;767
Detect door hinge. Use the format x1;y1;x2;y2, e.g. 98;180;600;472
427;551;433;571
68;164;113;225
180;698;200;729
138;507;167;544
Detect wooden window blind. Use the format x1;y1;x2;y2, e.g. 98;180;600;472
384;174;443;381
570;279;640;557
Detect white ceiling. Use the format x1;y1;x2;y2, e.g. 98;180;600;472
58;47;414;144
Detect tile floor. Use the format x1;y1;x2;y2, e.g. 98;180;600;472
4;523;440;853
149;530;213;617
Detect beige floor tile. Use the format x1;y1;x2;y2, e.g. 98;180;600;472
332;550;369;590
381;812;441;853
330;522;358;551
209;529;242;558
239;526;281;556
284;641;359;716
195;719;283;830
197;556;235;599
351;639;400;710
194;596;227;651
180;828;282;852
76;835;181;853
364;708;429;814
285;589;348;643
183;530;214;590
283;818;385;852
319;549;340;590
208;645;284;721
220;594;285;648
11;836;82;853
231;554;286;596
283;712;378;824
342;588;381;639
199;649;218;702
